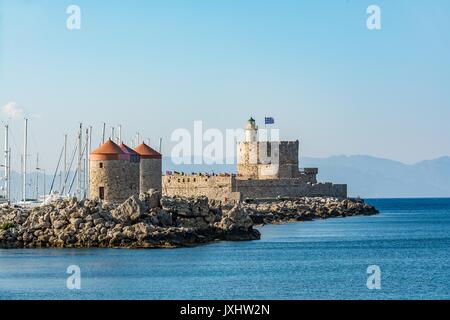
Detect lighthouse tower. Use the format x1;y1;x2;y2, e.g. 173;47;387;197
237;117;259;179
245;117;258;142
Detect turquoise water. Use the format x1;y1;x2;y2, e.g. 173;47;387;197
0;198;449;300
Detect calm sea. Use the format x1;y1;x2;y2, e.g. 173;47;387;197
1;198;449;300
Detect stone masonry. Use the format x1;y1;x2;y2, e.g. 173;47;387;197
140;158;162;193
163;117;348;202
89;159;140;203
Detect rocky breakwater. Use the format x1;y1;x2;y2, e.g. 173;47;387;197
0;191;260;249
240;197;379;224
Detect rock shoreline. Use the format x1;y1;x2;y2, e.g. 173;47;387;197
240;197;379;225
0;192;378;249
0;190;259;249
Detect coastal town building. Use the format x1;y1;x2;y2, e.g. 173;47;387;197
163;118;347;201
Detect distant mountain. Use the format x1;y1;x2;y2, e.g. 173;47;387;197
163;155;450;198
300;155;450;198
5;155;448;200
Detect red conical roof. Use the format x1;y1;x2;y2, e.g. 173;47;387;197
120;143;140;161
134;142;162;159
120;143;139;155
90;139;127;161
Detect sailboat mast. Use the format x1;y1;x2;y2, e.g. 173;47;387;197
23;118;28;202
63;134;67;196
102;122;106;143
84;127;89;198
4;124;9;201
87;126;92;198
8;147;11;202
77;123;82;199
35;153;39;200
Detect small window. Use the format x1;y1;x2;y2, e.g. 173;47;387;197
99;162;103;168
99;187;105;200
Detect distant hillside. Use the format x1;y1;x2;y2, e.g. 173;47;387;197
163;155;450;198
5;155;449;200
300;155;450;198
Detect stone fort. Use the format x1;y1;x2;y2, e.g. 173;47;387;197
163;118;347;201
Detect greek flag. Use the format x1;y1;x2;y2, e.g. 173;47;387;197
265;117;274;124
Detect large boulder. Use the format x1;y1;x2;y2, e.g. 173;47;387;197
111;196;146;224
161;196;210;217
122;222;155;241
217;203;253;231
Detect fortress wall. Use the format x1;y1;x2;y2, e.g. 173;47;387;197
331;184;347;198
278;164;300;179
298;182;347;198
278;141;300;178
237;163;259;178
236;179;347;199
299;171;318;184
162;175;235;201
237;142;259;178
163;175;347;201
279;141;299;165
238;141;301;179
257;164;279;180
235;178;304;199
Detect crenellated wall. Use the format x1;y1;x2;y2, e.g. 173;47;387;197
162;174;347;202
235;179;347;199
237;140;301;180
162;175;238;202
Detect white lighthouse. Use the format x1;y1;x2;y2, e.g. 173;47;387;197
245;117;258;142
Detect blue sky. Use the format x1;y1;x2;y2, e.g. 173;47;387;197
1;0;450;171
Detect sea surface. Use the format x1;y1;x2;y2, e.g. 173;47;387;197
1;198;449;300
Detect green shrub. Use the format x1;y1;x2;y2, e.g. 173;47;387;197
0;222;13;230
